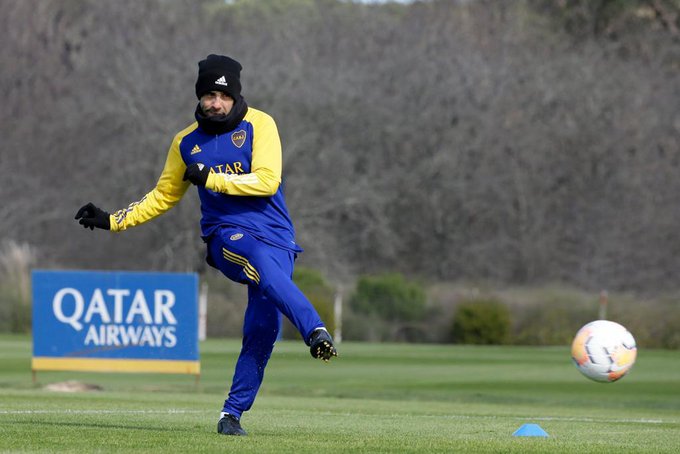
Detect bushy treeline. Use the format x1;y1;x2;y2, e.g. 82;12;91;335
0;241;34;333
1;0;678;294
342;273;680;349
1;238;678;348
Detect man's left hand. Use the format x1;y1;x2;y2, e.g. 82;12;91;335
183;163;210;186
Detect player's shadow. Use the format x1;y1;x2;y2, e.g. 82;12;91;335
4;420;199;432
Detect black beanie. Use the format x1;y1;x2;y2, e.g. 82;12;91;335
195;54;242;99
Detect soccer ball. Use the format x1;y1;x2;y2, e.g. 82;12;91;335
571;320;637;383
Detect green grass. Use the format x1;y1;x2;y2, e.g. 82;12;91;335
0;334;679;453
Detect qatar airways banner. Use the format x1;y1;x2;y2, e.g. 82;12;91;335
32;270;200;375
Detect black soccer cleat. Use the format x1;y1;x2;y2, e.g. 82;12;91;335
217;413;247;436
309;328;338;362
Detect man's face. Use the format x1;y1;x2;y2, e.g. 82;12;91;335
200;91;234;116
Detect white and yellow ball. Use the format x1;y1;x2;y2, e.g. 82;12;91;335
571;320;637;383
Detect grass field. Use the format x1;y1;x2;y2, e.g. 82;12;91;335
1;334;679;453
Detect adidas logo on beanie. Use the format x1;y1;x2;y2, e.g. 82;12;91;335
195;54;242;99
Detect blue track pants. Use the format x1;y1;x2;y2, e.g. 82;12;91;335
207;226;324;418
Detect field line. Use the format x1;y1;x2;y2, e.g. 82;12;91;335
275;410;672;425
414;414;669;425
528;416;666;424
0;409;203;415
0;409;674;425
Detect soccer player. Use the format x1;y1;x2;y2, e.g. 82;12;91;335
75;54;337;436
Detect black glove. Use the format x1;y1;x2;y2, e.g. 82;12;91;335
75;202;111;230
183;163;210;186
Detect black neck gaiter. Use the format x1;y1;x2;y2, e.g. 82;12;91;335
194;96;248;135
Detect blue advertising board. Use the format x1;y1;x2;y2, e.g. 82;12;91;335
32;270;200;375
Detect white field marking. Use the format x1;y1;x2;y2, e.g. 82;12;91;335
0;409;203;415
424;414;667;424
527;416;666;424
277;410;670;425
413;414;669;424
2;409;670;425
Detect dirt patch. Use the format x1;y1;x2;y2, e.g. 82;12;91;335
43;381;103;392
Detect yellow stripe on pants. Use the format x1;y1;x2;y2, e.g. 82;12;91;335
222;248;261;284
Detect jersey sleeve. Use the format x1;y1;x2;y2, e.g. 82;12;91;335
109;134;190;232
204;111;282;196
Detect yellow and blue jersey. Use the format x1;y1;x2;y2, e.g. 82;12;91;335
110;107;302;253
